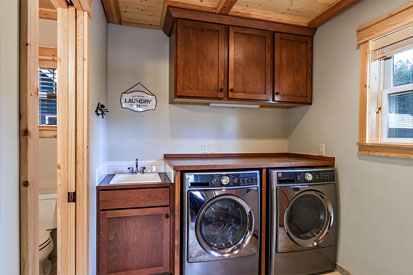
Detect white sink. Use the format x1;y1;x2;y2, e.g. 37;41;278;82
109;173;162;184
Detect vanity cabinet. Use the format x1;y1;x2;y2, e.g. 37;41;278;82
97;185;171;275
274;33;313;103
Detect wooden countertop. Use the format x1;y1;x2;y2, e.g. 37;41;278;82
164;153;335;171
97;172;172;190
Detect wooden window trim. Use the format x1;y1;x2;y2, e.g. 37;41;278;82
357;2;413;159
39;125;57;138
39;46;57;138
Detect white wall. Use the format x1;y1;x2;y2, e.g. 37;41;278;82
287;0;413;274
89;1;108;274
107;24;288;161
0;0;20;273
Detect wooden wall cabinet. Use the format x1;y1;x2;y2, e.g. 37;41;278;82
274;34;313;103
170;19;313;106
228;27;273;101
97;187;171;275
176;20;227;99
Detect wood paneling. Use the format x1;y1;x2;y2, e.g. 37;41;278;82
274;33;312;103
19;0;40;274
103;0;356;30
164;7;316;37
176;20;227;99
99;188;170;210
99;207;171;274
228;26;273;101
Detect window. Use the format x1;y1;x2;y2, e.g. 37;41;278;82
38;46;57;138
357;3;413;158
39;68;57;126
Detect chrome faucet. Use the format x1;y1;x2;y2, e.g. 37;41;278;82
135;158;139;173
128;158;146;174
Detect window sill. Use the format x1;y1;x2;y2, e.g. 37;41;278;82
39;125;57;138
358;142;413;159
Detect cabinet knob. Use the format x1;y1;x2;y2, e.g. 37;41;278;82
230;88;234;92
219;88;223;92
165;214;170;219
275;91;280;96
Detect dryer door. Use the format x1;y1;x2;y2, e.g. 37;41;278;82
283;190;334;248
195;194;254;257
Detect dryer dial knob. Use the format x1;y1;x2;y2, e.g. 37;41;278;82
221;176;230;185
305;173;313;182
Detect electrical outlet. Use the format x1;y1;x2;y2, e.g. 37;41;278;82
201;142;209;153
318;144;326;156
209;142;216;153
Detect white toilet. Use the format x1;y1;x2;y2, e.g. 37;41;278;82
39;192;57;275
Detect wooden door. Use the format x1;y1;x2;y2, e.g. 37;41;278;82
98;207;171;275
176;20;227;99
228;26;273;101
274;34;312;103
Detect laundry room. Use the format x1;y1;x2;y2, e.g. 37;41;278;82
2;0;413;275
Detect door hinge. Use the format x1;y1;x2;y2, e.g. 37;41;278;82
68;191;76;203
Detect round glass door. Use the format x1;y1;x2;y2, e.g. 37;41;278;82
284;190;333;247
195;195;253;256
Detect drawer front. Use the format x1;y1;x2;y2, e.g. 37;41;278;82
99;188;170;210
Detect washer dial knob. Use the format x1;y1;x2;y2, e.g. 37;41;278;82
304;173;313;182
221;176;230;185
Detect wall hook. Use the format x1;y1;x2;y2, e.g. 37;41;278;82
95;102;109;118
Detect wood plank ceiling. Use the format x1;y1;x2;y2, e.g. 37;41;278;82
101;0;360;29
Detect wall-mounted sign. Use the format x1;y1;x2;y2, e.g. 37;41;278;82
120;82;157;112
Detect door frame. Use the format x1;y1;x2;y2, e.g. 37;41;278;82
19;1;91;274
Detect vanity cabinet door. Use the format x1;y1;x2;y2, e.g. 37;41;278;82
176;20;227;99
228;26;273;101
274;33;312;103
98;207;171;275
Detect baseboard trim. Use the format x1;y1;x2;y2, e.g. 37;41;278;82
336;264;351;275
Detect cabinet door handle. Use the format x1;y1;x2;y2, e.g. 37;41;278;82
165;214;170;219
275;91;280;96
230;88;234;92
219;88;223;92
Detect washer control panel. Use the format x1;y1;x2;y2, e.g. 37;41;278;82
276;169;335;184
186;171;260;188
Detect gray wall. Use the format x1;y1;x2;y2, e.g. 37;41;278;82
107;24;288;161
287;0;413;274
89;1;108;274
0;0;19;273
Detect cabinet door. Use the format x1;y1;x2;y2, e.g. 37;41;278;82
98;207;170;275
228;26;273;101
176;20;227;99
274;34;312;103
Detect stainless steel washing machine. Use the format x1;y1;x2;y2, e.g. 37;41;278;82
183;170;260;275
268;168;337;275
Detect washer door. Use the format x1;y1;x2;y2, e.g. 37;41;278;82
195;194;254;257
284;190;334;248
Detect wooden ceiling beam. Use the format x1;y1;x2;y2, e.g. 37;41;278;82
216;0;237;14
308;0;360;28
166;0;216;13
101;0;121;24
71;0;94;18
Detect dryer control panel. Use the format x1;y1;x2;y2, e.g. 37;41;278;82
185;171;260;189
276;169;335;184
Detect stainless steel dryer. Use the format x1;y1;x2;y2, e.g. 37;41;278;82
183;171;260;275
268;168;337;275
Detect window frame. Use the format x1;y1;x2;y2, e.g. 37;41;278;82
38;46;57;138
357;2;413;158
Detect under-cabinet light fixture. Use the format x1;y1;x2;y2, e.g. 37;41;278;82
209;103;260;109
